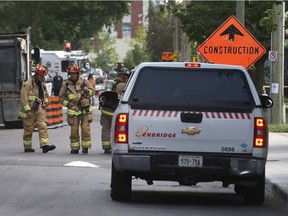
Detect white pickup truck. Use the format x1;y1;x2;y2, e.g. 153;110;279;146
110;62;273;204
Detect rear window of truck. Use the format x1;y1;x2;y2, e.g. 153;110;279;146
128;67;255;112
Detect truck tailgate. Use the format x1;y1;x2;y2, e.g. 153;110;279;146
129;109;254;154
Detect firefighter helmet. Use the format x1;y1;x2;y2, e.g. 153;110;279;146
35;64;47;76
67;64;80;73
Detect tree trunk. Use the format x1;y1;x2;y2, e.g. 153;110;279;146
252;58;266;94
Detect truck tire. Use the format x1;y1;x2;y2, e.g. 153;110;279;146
234;184;247;195
110;161;132;201
243;171;265;205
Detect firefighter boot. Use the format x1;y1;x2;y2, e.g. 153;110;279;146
42;145;56;153
104;149;111;154
82;148;88;154
24;148;35;153
70;150;79;154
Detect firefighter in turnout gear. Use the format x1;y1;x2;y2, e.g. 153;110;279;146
18;64;56;153
59;64;95;154
99;72;127;154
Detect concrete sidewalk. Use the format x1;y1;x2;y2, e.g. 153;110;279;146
266;133;288;202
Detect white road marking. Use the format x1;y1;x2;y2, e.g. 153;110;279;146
64;161;99;168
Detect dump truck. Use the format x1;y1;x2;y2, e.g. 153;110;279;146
0;28;39;128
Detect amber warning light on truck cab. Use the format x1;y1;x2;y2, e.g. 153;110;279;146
114;113;128;143
254;117;266;148
162;52;173;62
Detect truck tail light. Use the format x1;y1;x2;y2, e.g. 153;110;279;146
114;113;128;144
253;117;266;148
185;63;201;68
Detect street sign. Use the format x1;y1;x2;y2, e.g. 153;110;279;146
269;50;278;61
197;16;266;69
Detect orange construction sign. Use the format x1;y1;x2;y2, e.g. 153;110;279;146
197;16;266;69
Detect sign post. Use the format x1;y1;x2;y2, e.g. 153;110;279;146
197;16;266;69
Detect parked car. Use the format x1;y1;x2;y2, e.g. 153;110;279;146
80;68;106;84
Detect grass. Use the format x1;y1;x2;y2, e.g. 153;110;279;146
269;124;288;132
267;97;288;132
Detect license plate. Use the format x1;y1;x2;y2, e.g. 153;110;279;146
178;155;203;167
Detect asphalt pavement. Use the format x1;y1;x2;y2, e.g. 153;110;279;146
266;132;288;202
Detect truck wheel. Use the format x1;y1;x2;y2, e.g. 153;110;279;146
110;161;132;201
234;184;247;195
243;171;265;205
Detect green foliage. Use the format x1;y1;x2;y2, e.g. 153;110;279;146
0;1;130;49
179;1;235;43
123;26;150;69
146;1;174;61
92;31;119;71
269;124;288;132
259;8;281;33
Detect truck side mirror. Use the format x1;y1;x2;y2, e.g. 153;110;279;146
259;95;273;108
32;47;40;64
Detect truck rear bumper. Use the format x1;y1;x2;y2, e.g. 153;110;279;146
113;153;266;178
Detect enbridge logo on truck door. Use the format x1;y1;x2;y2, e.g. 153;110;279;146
197;15;266;69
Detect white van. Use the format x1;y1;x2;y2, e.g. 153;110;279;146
110;62;273;204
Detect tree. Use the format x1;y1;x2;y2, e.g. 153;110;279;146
146;1;174;61
93;30;119;71
0;1;130;49
123;25;150;69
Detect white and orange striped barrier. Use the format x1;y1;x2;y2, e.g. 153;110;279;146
46;96;64;128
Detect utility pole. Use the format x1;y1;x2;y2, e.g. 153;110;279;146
180;0;191;61
236;1;245;25
172;14;178;53
270;1;285;124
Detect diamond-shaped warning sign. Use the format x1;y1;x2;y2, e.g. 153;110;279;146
197;16;266;69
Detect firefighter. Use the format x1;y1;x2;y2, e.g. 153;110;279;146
18;64;56;153
58;64;95;154
100;72;127;154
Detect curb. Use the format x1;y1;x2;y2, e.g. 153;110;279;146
266;178;288;202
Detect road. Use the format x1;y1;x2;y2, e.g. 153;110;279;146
0;107;287;216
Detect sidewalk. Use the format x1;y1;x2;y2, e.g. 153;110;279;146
266;133;288;202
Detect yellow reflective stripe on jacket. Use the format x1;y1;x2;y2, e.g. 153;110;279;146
23;104;31;111
68;94;77;100
23;140;32;146
88;89;93;96
63;100;69;107
18;111;27;119
102;141;111;148
70;141;80;149
67;109;82;116
28;95;36;101
81;140;92;147
101;108;114;116
40;138;49;145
